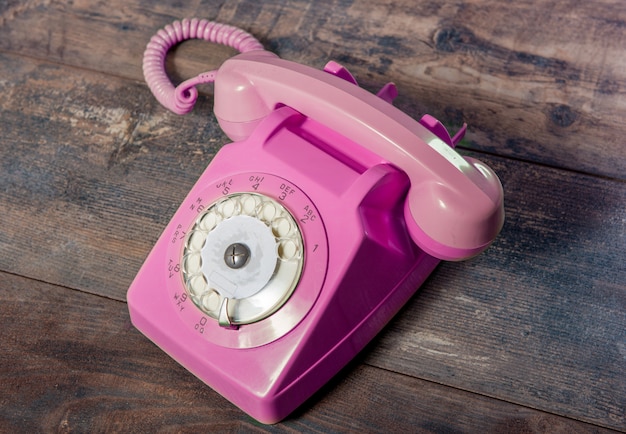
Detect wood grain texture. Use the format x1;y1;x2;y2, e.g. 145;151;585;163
0;0;625;431
1;0;624;178
0;271;615;433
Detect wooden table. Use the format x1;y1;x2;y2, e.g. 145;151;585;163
1;1;624;432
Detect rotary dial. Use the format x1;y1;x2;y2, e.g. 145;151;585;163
181;193;304;326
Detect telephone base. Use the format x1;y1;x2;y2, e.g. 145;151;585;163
127;107;441;423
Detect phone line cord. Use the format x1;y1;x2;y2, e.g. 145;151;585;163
143;18;265;114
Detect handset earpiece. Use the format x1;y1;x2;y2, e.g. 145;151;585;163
212;51;280;141
213;51;504;260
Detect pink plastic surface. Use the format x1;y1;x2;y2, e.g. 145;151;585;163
132;19;506;423
128;107;441;423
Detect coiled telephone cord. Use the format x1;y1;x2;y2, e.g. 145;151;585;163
143;18;264;114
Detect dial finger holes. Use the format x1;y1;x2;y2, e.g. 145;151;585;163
258;201;278;222
240;194;261;216
201;290;221;312
187;230;207;251
278;239;300;261
187;274;208;297
183;252;202;271
199;211;220;232
217;197;239;218
272;217;293;238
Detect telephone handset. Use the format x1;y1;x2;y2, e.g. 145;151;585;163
129;19;504;424
213;50;504;260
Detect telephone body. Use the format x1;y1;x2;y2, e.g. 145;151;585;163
128;21;504;424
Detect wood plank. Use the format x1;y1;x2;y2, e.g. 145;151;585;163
0;271;615;433
0;0;624;178
1;52;624;430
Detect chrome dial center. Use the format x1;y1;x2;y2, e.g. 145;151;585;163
224;243;251;269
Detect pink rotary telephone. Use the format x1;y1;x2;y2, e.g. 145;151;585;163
128;19;504;423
